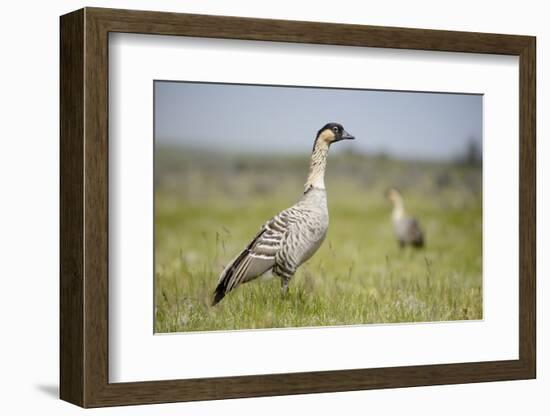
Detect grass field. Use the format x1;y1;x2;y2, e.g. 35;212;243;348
154;148;482;333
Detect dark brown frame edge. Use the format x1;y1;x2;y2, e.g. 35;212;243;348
60;7;536;408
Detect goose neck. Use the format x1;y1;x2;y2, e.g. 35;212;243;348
304;138;329;191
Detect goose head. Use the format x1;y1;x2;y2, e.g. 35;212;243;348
386;188;403;205
316;122;355;146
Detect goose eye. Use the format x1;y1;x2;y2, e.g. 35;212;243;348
332;126;339;132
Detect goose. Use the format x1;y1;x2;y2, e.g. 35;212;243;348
212;122;355;305
386;188;425;248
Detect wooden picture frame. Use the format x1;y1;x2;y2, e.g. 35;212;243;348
60;7;536;408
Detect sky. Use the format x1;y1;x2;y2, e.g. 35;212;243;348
154;81;482;161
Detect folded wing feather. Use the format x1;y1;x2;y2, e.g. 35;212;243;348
212;211;291;305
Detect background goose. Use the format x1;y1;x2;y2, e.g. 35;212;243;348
386;188;425;248
212;122;355;305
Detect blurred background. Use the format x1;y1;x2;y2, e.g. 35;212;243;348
154;81;482;333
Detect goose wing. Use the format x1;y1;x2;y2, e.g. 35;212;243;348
395;216;424;246
212;210;291;305
405;217;424;246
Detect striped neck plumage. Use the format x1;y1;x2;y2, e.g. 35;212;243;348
304;137;329;192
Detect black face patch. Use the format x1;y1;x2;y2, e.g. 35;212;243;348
317;122;343;139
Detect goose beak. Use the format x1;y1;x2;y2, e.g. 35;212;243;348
341;129;355;140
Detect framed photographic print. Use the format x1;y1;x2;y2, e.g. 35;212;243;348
60;7;536;408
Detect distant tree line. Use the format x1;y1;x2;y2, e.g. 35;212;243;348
456;138;482;167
